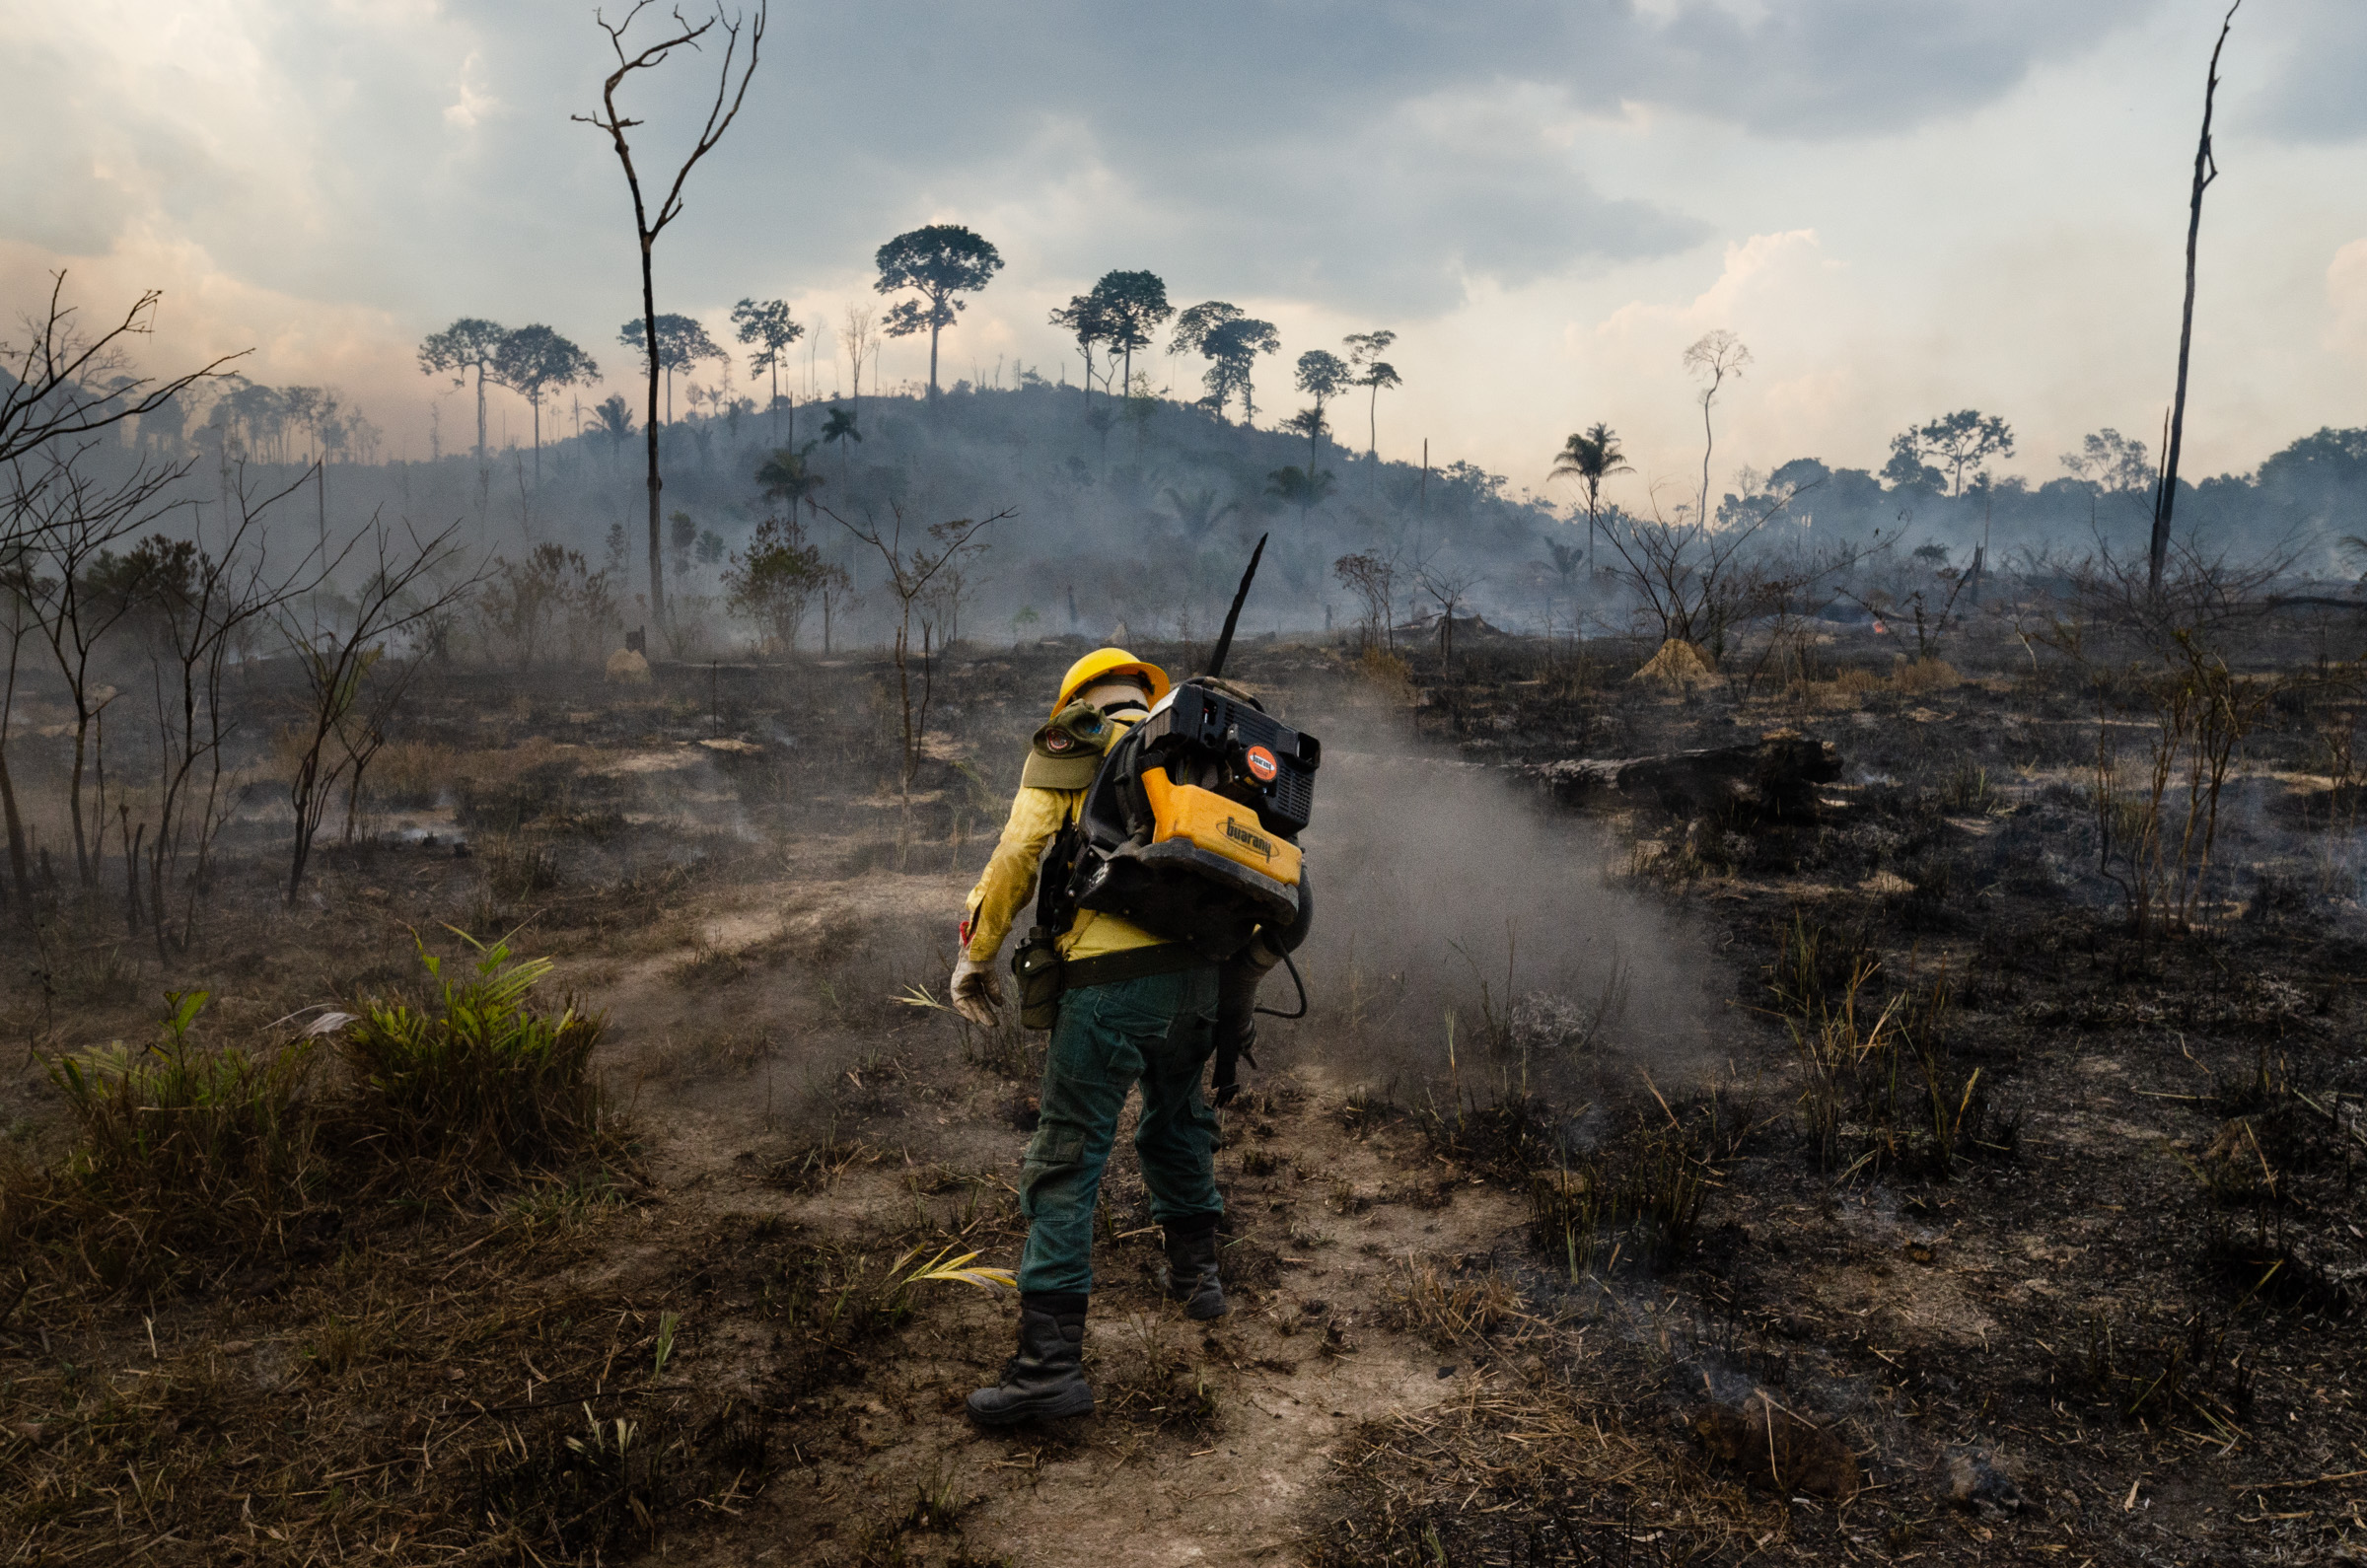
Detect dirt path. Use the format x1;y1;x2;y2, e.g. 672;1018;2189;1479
604;990;1535;1567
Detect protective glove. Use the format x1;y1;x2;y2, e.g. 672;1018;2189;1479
951;953;1003;1028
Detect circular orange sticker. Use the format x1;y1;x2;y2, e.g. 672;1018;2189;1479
1246;745;1278;783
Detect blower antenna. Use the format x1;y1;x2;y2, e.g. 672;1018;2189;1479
1204;533;1267;679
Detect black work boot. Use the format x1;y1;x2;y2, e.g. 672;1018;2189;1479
967;1293;1092;1426
1162;1213;1229;1320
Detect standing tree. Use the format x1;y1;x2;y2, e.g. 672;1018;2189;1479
731;297;804;444
1681;329;1751;527
1907;409;2014;496
825;502;1006;847
1291;350;1352;471
1169;301;1243;420
722;515;827;652
839;302;878;422
577;0;766;627
14;452;189;887
755;443;825;527
616;314;728;426
1341;329;1399;458
493;325;599;484
2062;429;2154;494
820;403;862;482
2152;0;2242;596
1333;550;1402;652
278;519;472;903
1203;316;1280;427
1088;270;1173;394
1549;422;1629;572
417;318;510;467
1047;292;1112;404
873;224;1004;404
592;393;636;471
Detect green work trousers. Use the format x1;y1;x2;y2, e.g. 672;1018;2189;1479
1017;966;1223;1297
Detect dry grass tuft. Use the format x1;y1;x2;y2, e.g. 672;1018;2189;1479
1382;1256;1529;1348
0;991;323;1293
1893;656;1961;693
1357;644;1417;705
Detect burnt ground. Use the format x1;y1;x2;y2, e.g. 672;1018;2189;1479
2;621;2365;1566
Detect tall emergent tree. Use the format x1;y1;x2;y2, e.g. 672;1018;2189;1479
874;224;1004;404
1681;329;1750;527
2152;0;2241;596
1047;292;1112;403
617;314;728;426
1342;329;1399;458
577;0;766;626
493;325;599;483
1291;349;1351;471
1171;305;1278;426
417;318;509;466
1169;301;1241;420
1088;270;1173;394
1550;422;1629;571
732;296;804;442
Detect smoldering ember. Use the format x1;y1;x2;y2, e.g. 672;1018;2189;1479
4;4;2367;1565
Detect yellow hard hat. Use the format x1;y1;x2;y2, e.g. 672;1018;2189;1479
1053;647;1170;717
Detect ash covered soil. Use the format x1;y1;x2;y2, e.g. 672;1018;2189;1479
4;629;2365;1566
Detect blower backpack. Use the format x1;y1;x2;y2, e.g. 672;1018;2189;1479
1013;535;1322;1027
1062;677;1320;962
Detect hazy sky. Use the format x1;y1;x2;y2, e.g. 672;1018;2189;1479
6;0;2365;509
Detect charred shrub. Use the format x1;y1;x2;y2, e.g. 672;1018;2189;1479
2061;1313;2255;1428
1775;923;2014;1178
1529;1121;1714;1277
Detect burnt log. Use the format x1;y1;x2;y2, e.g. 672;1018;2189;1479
1524;735;1839;821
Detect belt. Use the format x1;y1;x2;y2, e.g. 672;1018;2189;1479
1059;943;1208;992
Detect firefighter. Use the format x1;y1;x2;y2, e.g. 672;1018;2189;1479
952;648;1231;1426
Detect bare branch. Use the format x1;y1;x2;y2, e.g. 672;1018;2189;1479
0;273;248;466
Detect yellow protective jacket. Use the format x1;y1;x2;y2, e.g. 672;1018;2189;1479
960;716;1165;965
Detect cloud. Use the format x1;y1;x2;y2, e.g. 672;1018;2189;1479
0;0;2171;331
2330;239;2367;355
2236;0;2367;144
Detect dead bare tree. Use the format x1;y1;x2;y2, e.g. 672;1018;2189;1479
2149;1;2241;597
1682;330;1750;531
824;502;1004;846
0;547;37;905
1599;482;1824;662
1411;554;1483;661
277;517;473;904
133;467;323;954
1333;549;1402;653
576;0;766;630
9;447;190;886
0;273;245;471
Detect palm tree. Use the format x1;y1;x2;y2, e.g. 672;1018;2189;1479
821;404;862;482
755;444;825;528
1550;423;1630;572
1161;485;1241;542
